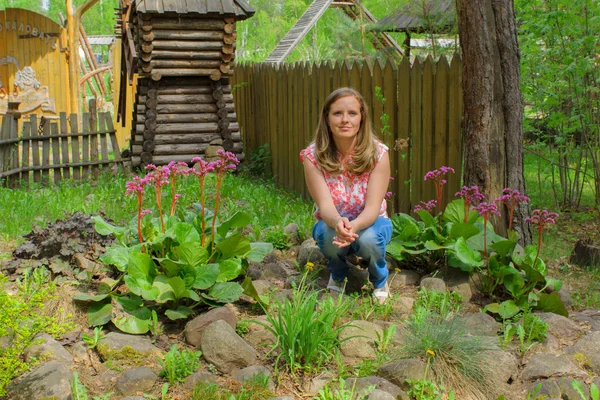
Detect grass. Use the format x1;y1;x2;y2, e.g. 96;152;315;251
0;171;314;243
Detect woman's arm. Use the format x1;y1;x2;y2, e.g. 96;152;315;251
350;151;391;232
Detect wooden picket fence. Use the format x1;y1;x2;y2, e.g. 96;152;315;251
0;101;122;187
232;55;463;214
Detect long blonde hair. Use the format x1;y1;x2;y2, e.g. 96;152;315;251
313;87;379;175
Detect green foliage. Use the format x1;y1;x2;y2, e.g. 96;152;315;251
191;375;273;400
0;269;74;396
264;229;291;250
159;345;201;384
236;319;251;337
414;288;462;320
241;144;272;178
405;378;445;400
315;377;373;400
258;274;353;375
82;326;104;349
572;381;599;400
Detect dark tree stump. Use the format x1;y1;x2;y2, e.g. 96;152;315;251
570;240;600;267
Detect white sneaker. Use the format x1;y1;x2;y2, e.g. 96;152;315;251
373;282;390;305
327;275;345;294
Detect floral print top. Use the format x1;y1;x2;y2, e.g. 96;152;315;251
300;141;388;221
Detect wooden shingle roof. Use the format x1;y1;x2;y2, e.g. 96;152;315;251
373;0;455;33
135;0;254;20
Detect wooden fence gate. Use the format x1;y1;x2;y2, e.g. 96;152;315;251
0;100;122;187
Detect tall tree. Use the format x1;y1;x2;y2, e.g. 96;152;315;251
456;0;531;244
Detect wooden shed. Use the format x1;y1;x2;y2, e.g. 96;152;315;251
116;0;254;167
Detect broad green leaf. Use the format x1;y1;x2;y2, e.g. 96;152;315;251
156;257;183;277
503;273;526;298
498;300;521;320
98;278;119;295
88;301;112;326
217;258;243;282
507;229;519;242
128;252;157;280
452;237;484;267
241;276;266;306
193;263;220;290
152;275;177;303
125;274;158;301
217;211;253;237
112;296;152;334
165;306;194;320
100;245;130;272
206;282;244;303
247;242;274;263
167;276;200;301
520;261;546;284
216;234;251;260
490;240;518;258
545;277;563;292
174;242;209;267
483;303;500;314
171;222;200;243
390;213;421;241
424;241;448;251
443;200;472;224
449;223;480;240
448;252;475;273
416;210;437;228
590;382;599;399
179;265;197;288
535;292;568;317
73;293;110;302
92;215;126;240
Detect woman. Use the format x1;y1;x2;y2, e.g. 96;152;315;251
300;87;392;303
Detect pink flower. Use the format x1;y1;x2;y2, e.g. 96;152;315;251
473;201;501;217
424;166;455;182
140;209;152;217
166;161;191;176
414;200;437;213
496;188;530;208
125;176;149;196
385;191;393;199
455;186;485;205
191;157;216;176
525;209;558;226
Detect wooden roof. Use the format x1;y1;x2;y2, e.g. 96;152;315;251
135;0;254;19
373;0;455;33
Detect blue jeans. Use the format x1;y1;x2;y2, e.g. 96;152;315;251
312;216;393;289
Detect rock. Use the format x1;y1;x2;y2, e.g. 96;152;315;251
205;145;223;158
391;297;414;319
377;359;427;390
367;389;396;400
522;354;587;381
6;360;72;400
73;253;101;273
114;367;158;396
283;223;300;244
183;371;218;391
485;350;520;384
248;260;299;281
232;365;274;390
388;270;420;289
339;320;383;360
593;377;600;390
447;281;472;303
570;310;600;331
419;277;446;292
201;320;257;373
269;397;295;400
70;341;91;364
345;376;406;399
244;329;277;354
459;312;500;337
558;286;574;310
184;306;237;347
345;264;370;293
536;312;584;341
297;239;326;268
120;397;147;400
557;378;589;399
209;138;223;145
528;380;561;398
309;373;333;394
97;332;160;361
543;333;561;353
385;255;400;272
24;334;74;365
253;279;275;296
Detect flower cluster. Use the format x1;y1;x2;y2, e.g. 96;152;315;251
456;186;485;206
214;149;240;172
473;201;501;218
424;166;455;185
525;209;558;227
496;188;530;231
125;176;150;196
191;157;216;176
414;200;438;213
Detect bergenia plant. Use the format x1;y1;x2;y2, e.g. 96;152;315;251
424;166;455;212
145;164;170;233
455;186;485;223
496;188;530;231
191;157;216;246
525;209;558;265
211;150;240;253
414;200;437;213
473;201;501;256
165;161;191;216
125;175;150;249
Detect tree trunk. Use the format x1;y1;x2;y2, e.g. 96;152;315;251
457;0;532;244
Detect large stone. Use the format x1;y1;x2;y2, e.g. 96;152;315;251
557;378;589;400
570;310;600;331
388;270;420;289
419;277;446;292
459;312;500;337
485;350;520;385
522;354;587;381
232;365;274;390
97;332;160;361
564;331;600;374
283;223;300;244
184;306;237;347
114;367;158;395
536;312;584;341
345;376;407;399
339;320;383;360
201;320;257;373
391;297;414;319
297;239;326;268
24;333;73;365
377;359;427;390
6;360;72;400
70;341;91;365
528;380;561;399
183;371;218;391
447;281;472;303
367;389;396;400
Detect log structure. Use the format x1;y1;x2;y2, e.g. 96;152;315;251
117;0;254;167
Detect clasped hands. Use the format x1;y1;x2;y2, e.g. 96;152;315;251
332;216;358;248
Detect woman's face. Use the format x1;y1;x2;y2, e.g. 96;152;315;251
327;95;362;143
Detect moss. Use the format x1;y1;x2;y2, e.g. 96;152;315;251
96;343;151;362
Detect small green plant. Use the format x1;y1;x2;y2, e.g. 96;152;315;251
572;381;599;400
315;377;372;400
414;288;462;320
258;273;353;375
142;382;169;400
236;319;251;337
241;143;272;178
374;86;392;147
148;310;164;336
82;326;104;349
158;345;202;384
406;378;444;400
264;228;291;250
70;373;113;400
191;374;272;400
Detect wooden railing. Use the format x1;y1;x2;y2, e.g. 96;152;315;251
0;100;121;187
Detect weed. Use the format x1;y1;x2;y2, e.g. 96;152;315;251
572;381;599;400
158;344;202;384
241;143;272;178
70;372;113;400
414;288;462;320
142;383;169;400
82;326;104;349
236;319;251;337
259;274;353;375
315;377;373;400
350;292;397;321
405;378;445;400
264;229;291;250
148;310;164;337
191;374;272;400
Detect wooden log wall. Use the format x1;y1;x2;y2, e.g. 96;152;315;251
130;13;242;167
